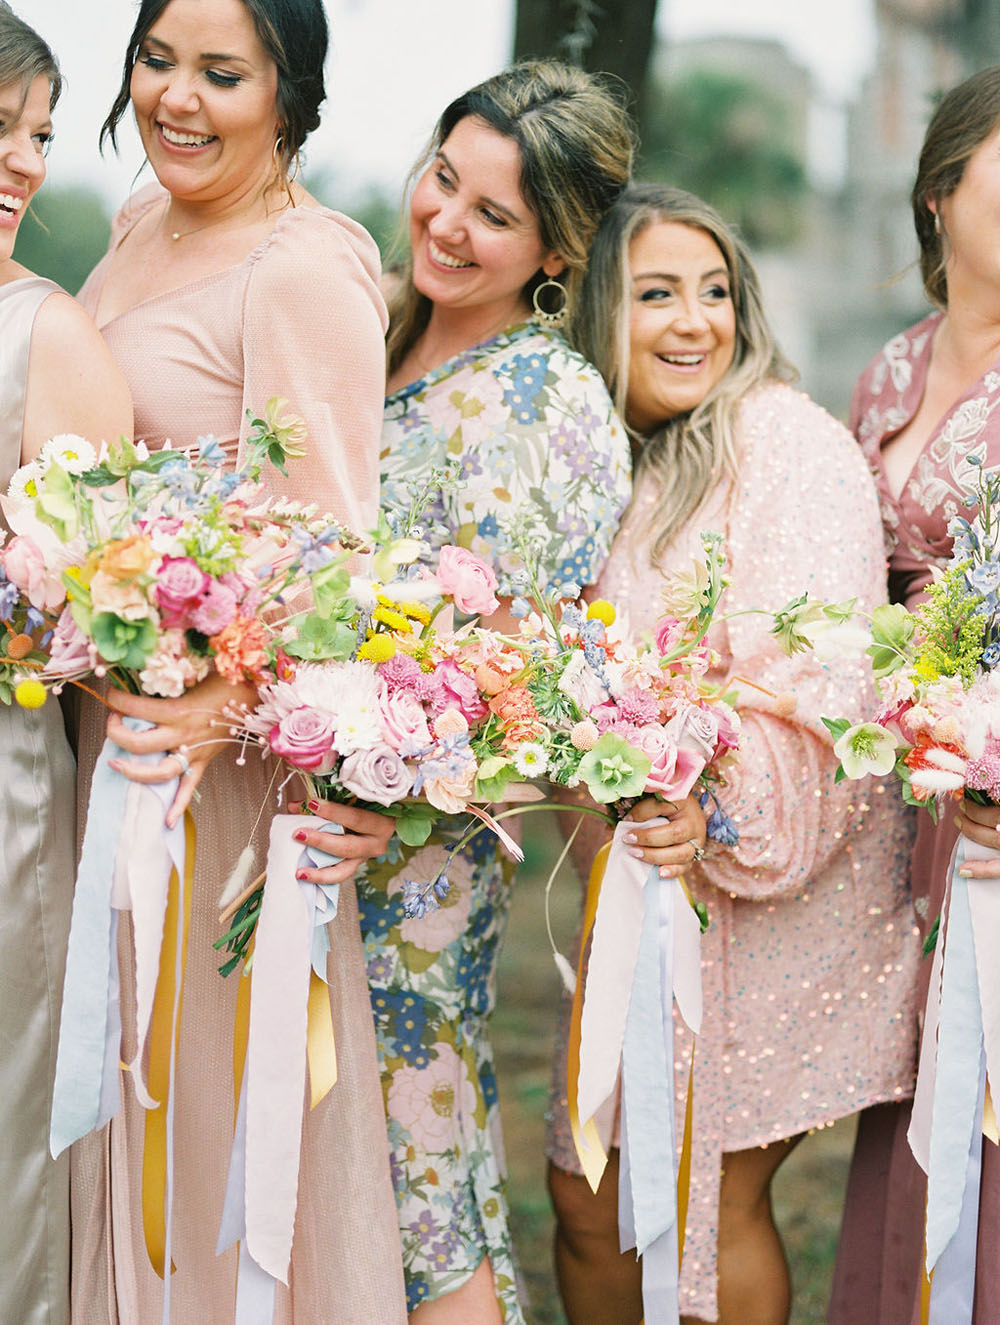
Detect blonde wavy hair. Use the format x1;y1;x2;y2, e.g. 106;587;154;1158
386;60;634;375
573;183;794;562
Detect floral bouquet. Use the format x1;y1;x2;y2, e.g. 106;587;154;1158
827;457;1000;1317
0;401;358;708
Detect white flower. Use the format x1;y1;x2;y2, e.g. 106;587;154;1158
833;723;898;778
39;434;97;475
511;742;549;776
797;617;873;662
909;745;967;794
558;649;607;711
7;461;43;502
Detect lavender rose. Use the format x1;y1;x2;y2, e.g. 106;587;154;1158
339;744;415;806
270;707;338;773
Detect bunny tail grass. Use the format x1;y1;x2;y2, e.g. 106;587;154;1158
218;845;257;910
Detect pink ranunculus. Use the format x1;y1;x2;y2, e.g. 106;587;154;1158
155;556;209;627
653;615;686;656
190;579;239;636
433;707;469;740
3;534;64;610
270;707;338;773
421;752;477;814
338;744;414;806
436;545;500;617
436;658;488;723
378;683;432;752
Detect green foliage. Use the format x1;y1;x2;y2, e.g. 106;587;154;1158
913;559;986;686
13;187;111;295
868;603;915;679
641;68;806;248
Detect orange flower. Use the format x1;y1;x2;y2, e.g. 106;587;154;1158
489;685;539;725
99;534;157;582
211;615;268;683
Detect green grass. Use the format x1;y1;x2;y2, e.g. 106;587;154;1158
493;815;854;1324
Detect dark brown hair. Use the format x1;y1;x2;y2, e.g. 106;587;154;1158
0;2;62;115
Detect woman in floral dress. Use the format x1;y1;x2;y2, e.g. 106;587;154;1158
309;62;635;1321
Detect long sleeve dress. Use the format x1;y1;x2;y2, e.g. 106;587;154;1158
831;312;1000;1324
545;381;922;1323
0;276;78;1324
364;321;632;1318
69;185;407;1324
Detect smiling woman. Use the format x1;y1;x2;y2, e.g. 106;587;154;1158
66;0;408;1321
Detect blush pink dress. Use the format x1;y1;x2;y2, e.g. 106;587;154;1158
831;313;1000;1324
546;381;922;1322
69;185;406;1323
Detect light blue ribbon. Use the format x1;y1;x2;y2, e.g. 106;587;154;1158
620;867;680;1324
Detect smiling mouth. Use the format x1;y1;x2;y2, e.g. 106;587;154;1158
0;193;24;216
657;352;707;366
428;238;474;269
159;124;216;148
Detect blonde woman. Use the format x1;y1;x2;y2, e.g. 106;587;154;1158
545;184;921;1325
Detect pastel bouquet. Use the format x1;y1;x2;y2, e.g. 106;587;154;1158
0;401;358;708
827;456;1000;1318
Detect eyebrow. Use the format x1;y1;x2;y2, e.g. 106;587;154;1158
436;149;524;225
632;267;730;283
0;101;51;131
144;35;252;67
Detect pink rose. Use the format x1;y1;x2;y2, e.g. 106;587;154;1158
378;683;432;751
339;744;414;806
653;615;686;656
712;705;741;759
3;534;64;610
155;557;209;627
270;707;337;772
436;545;500;617
43;606;97;676
670;705;719;762
635;726;704;799
433;707;469;740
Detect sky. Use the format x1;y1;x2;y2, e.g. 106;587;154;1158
31;0;876;208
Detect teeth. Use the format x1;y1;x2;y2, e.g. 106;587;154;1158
0;194;23;212
429;239;473;269
662;354;704;365
161;125;214;147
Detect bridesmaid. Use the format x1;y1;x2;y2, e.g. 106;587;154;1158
310;61;635;1322
0;7;131;1321
69;0;406;1319
542;184;920;1325
831;65;1000;1324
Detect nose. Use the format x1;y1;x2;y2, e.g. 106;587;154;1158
427;196;466;243
1;128;44;185
158;71;201;117
672;296;710;335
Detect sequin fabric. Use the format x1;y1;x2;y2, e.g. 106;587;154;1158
546;381;921;1322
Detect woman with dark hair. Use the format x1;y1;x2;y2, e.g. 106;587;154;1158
69;0;406;1319
542;184;920;1324
306;60;635;1322
832;64;1000;1324
0;5;131;1320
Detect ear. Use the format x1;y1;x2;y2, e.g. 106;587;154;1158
541;251;565;279
926;195;937;217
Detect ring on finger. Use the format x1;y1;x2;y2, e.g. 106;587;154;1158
170;748;192;778
689;839;706;863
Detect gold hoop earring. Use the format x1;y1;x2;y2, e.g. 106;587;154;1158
933;212;941;236
532;278;568;328
273;134;285;166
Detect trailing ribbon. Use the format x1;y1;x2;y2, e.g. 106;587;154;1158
217;816;343;1318
909;835;1000;1324
571;819;703;1323
50;721;194;1322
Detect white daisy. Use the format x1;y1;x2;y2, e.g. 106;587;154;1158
511;742;549;777
40;434;97;475
7;461;44;502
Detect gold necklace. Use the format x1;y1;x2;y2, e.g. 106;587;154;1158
161;197;268;243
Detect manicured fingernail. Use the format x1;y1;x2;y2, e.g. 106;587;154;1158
109;760;123;772
296;869;309;880
307;800;320;812
627;847;645;859
659;866;674;878
293;830;307;843
623;832;637;844
958;868;972;877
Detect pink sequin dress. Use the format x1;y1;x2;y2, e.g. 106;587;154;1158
68;186;407;1324
546;381;921;1322
831;313;1000;1324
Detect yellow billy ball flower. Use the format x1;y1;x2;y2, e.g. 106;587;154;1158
586;600;616;627
372;604;412;633
358;634;397;663
14;678;47;709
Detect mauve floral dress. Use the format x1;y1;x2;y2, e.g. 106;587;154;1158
359;321;631;1317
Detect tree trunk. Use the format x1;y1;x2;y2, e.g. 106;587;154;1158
513;0;659;128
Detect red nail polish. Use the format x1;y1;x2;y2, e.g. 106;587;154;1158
307;800;320;812
293;830;307;843
296;870;309;880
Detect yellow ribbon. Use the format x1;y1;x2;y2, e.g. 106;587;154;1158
232;955;252;1129
142;810;195;1279
568;843;612;1193
984;1076;999;1145
306;969;338;1109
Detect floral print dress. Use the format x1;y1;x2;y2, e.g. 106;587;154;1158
359;321;630;1316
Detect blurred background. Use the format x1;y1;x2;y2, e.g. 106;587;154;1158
19;2;1000;1320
